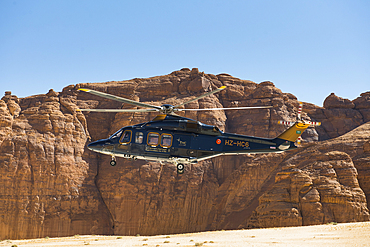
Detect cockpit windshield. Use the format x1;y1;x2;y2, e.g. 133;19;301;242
109;129;123;140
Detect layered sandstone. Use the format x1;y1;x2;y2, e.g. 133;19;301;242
0;90;112;239
0;68;369;239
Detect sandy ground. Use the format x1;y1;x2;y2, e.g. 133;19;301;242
3;222;370;247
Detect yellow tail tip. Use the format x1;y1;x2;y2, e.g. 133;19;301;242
277;122;310;142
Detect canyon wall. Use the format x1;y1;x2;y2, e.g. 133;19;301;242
0;68;369;239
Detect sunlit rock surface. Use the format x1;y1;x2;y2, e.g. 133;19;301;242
0;69;369;239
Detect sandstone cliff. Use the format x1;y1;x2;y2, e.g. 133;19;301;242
0;68;369;239
0;89;112;239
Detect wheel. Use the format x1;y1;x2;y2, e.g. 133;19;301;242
110;160;117;166
177;163;184;174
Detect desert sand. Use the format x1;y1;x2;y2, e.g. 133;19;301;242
3;222;370;247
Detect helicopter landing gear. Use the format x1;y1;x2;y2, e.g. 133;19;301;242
177;163;184;174
110;156;117;166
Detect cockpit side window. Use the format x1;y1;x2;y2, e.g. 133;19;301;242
135;132;143;144
120;130;132;144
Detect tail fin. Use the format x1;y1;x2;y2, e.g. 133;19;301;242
276;122;310;142
277;101;321;144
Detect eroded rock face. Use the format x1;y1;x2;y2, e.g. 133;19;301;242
244;150;369;228
206;122;370;231
0;69;369;239
0;91;111;239
307;92;370;140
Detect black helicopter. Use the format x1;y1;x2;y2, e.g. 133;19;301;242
78;86;320;174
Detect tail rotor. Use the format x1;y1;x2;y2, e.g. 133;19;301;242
278;102;321;144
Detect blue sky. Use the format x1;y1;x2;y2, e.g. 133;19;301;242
1;0;369;106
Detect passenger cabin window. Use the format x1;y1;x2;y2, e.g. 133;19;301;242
120;130;132;144
147;132;159;146
135;132;143;144
161;134;172;148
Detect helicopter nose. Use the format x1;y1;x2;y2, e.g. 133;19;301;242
87;139;109;152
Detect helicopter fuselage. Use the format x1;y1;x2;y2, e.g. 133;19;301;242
78;87;317;174
87;114;296;168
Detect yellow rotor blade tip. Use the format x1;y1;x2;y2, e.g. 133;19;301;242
219;86;226;89
78;88;89;92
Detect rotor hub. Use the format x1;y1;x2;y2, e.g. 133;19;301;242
161;104;175;114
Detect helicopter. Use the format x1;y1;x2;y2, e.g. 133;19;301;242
78;86;320;174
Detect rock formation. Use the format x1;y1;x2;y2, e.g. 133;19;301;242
306;92;370;140
0;68;369;239
0;90;112;239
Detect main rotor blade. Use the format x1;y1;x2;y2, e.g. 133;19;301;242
176;106;273;111
174;86;226;108
78;88;162;110
77;108;159;113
